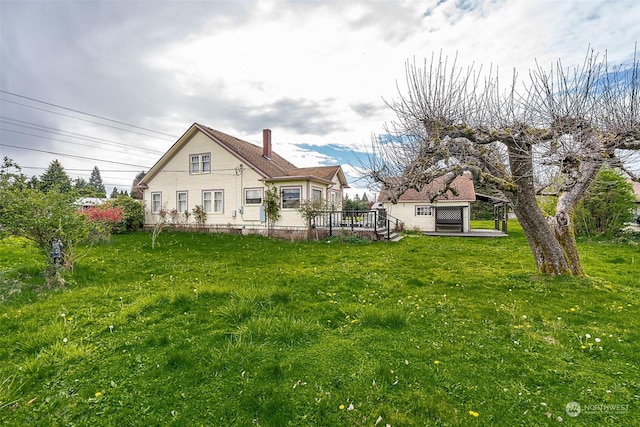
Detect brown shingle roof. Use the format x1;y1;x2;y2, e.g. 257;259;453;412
197;124;298;179
378;173;476;202
197;124;348;186
140;123;348;187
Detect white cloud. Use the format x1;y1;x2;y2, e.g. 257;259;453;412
2;0;639;193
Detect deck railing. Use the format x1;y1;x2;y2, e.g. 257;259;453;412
311;209;400;239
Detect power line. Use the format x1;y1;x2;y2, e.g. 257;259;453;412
0;127;162;160
0;98;176;142
0;89;178;138
0;143;152;168
0;116;166;155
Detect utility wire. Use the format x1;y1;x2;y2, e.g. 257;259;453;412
0;89;178;138
0;98;176;142
0;116;166;155
0;127;162;161
0;143;151;168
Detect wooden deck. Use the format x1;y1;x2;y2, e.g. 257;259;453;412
422;228;508;237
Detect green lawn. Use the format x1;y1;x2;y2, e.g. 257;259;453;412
1;222;639;426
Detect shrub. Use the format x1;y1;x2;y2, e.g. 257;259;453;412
105;196;144;233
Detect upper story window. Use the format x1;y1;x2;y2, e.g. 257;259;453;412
415;205;432;216
245;188;263;205
190;153;211;174
312;188;323;201
281;187;301;209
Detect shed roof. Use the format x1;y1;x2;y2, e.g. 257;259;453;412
377;173;476;203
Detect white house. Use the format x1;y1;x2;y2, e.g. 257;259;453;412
136;123;349;231
377;173;476;232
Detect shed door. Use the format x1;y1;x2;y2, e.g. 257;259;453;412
435;207;463;232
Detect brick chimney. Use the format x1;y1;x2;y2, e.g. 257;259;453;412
262;129;272;159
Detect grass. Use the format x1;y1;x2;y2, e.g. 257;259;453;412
0;221;639;426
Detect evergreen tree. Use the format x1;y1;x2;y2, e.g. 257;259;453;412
40;160;72;193
131;171;146;200
74;177;94;196
110;187;119;199
89;166;106;197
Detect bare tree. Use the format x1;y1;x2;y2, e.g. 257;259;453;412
365;48;640;276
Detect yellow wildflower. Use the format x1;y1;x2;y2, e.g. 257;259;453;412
339;404;345;410
95;392;102;398
469;410;479;417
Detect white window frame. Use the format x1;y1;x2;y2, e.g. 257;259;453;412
213;190;223;213
415;205;433;216
190;155;200;173
244;188;263;205
201;154;211;173
202;191;212;213
177;191;188;213
281;186;301;209
203;190;224;213
190;153;211;174
151;192;162;213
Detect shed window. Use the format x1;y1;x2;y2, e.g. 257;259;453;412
415;205;432;216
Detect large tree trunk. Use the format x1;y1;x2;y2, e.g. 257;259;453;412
507;141;584;276
513;199;575;276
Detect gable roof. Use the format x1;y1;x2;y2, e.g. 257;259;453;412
377;173;476;203
139;123;348;188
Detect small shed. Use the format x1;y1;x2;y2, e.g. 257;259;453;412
377;173;476;233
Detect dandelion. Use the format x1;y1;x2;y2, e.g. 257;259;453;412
434;360;440;365
63;338;68;343
95;392;102;398
339;404;345;410
585;333;591;339
595;338;601;343
469;410;479;417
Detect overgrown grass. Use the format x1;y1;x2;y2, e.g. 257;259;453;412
1;222;639;426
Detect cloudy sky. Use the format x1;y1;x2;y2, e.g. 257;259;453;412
1;0;639;196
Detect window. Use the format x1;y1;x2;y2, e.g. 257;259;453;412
190;155;200;173
151;192;161;213
202;191;211;212
202;154;211;172
177;191;187;213
312;188;323;201
330;191;338;207
203;190;223;213
416;205;432;216
190;153;211;174
281;187;301;209
213;190;223;213
245;188;263;205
